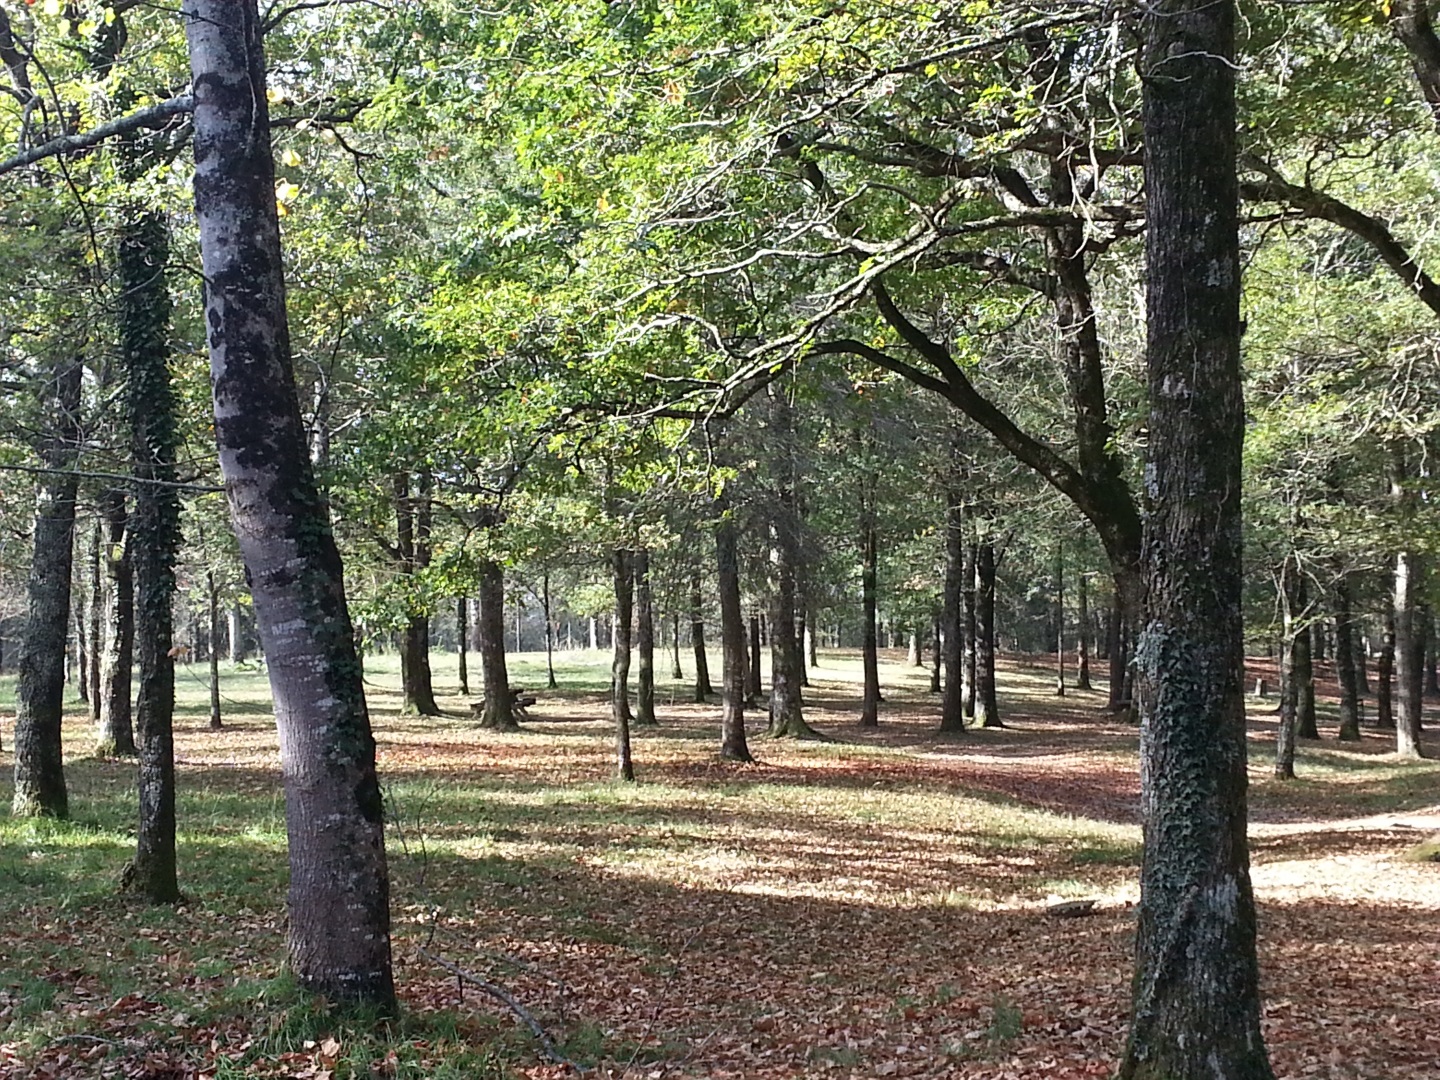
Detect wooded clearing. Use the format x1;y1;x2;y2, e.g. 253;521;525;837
3;650;1436;1079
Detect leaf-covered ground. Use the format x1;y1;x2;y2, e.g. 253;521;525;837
1;649;1437;1079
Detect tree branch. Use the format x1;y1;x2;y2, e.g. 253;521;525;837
0;94;192;178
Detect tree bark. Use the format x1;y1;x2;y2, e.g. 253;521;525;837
612;549;636;780
1393;550;1424;757
542;573;558;690
747;612;762;705
715;507;753;762
1377;608;1395;729
634;548;657;726
97;489;136;757
395;472;439;717
1054;544;1066;697
1333;571;1361;742
859;490;880;727
690;572;712;700
975;541;1002;728
962;542;977;719
1076;570;1092;690
1120;0;1272;1072
475;558;517;729
670;610;684;680
184;0;393;1005
1276;562;1300;780
456;597;470;697
208;571;223;730
940;493;966;733
11;356;83;818
86;518;102;719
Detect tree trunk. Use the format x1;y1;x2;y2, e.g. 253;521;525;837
859;495;880;727
395;473;438;717
929;617;942;694
670;610;684;680
1377;608;1395;729
97;490;136;757
86;518;102;718
208;570;223;730
611;549;636;780
635;549;657;726
11;356;83;818
962;542;977;719
475;559;517;729
228;603;244;663
1393;551;1424;757
542;573;558;690
690;572;712;700
185;0;393;1006
940;494;966;733
1077;571;1092;690
975;542;1002;728
1333;571;1361;742
747;612;762;705
768;393;817;739
1276;562;1300;781
715;507;753;762
1054;544;1066;697
1120;0;1273;1072
806;605;819;668
456;597;470;696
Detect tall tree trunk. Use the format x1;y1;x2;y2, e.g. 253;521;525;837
185;0;393;1005
1377;608;1395;729
975;542;1002;728
806;604;819;668
1276;561;1300;781
962;542;977;719
670;610;684;680
1333;571;1361;742
929;617;942;694
1054;544;1066;697
228;603;244;662
208;571;223;730
1393;551;1424;757
768;393;816;739
612;549;636;780
690;572;712;699
715;507;753;762
86;518;101;717
12;356;83;818
1120;0;1272;1072
859;493;880;728
747;612;762;705
635;549;657;726
395;473;438;717
1077;570;1092;690
97;490;136;757
475;559;518;729
542;573;558;690
940;493;966;733
456;597;470;697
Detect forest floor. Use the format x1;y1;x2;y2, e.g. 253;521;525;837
1;648;1437;1080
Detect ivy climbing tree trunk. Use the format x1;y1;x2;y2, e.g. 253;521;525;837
11;355;83;818
1120;0;1273;1073
120;207;181;905
183;0;393;1007
97;489;136;757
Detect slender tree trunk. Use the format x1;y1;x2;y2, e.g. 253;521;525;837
12;356;83;818
475;559;517;730
716;508;753;762
228;604;244;663
185;0;393;1005
747;612;762;705
86;519;101;717
1356;629;1370;696
940;494;966;732
670;610;683;680
1055;544;1066;697
97;490;136;756
1377;609;1395;729
1333;571;1361;742
395;473;438;716
806;605;819;668
1120;0;1273;1071
962;542;977;719
208;570;223;730
612;549;636;780
456;597;470;697
542;572;558;690
768;393;816;739
859;494;880;727
1077;571;1092;690
635;549;657;725
1394;551;1424;757
975;542;1002;728
690;572;712;701
1276;563;1300;780
929;616;942;694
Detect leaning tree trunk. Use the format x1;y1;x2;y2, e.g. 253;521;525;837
611;549;636;780
1120;0;1273;1074
184;0;393;1006
97;489;136;757
715;507;753;762
1333;570;1362;742
11;356;83;818
634;548;657;726
475;558;518;730
690;572;712;701
975;541;1002;728
940;493;966;733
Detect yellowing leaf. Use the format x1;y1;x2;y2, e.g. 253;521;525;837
280;148;303;168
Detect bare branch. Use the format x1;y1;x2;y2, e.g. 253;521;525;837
0;94;192;178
